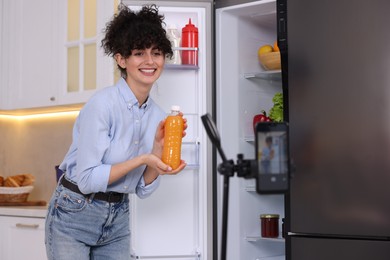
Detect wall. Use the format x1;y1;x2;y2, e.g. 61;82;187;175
0;113;77;201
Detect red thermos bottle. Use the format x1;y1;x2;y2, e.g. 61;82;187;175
181;18;198;65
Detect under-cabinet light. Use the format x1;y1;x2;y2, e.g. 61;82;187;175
0;110;80;120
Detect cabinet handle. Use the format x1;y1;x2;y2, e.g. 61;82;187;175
15;223;39;229
50;96;56;101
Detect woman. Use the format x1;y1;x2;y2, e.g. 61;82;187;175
45;4;187;260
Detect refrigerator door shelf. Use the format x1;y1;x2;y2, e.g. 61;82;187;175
181;141;201;169
165;64;199;70
172;47;199;51
165;48;200;70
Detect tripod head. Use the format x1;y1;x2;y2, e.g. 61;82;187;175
201;113;257;178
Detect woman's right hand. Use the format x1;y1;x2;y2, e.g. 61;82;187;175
151;120;165;158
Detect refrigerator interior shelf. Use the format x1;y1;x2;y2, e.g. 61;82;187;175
245;235;285;243
243;70;282;81
244;136;255;142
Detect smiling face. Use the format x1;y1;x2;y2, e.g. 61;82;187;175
115;46;165;104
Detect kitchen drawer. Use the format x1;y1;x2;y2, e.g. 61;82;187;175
0;216;46;260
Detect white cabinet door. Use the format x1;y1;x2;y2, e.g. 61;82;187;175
0;0;116;110
0;0;59;109
56;0;116;106
0;216;46;260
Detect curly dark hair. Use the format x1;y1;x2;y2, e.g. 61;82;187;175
101;4;173;77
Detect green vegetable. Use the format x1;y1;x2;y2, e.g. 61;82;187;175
269;92;283;122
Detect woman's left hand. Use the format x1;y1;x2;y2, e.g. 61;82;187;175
159;160;187;175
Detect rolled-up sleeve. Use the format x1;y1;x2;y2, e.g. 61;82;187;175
136;175;161;199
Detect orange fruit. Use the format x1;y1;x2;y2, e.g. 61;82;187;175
258;45;273;56
273;41;280;52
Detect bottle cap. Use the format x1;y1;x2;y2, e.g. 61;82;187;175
260;214;280;219
182;18;198;33
171;105;180;111
167;24;177;30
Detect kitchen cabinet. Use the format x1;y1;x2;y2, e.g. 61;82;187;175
0;0;116;110
0;215;46;260
0;0;59;109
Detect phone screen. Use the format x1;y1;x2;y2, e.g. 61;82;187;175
255;122;289;193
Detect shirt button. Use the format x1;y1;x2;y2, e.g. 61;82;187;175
124;186;128;189
135;120;140;124
134;141;139;145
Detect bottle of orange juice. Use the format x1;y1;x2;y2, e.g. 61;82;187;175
162;105;184;170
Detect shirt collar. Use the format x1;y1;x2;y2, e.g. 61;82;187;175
116;77;152;111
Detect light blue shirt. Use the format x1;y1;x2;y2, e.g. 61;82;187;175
59;78;166;198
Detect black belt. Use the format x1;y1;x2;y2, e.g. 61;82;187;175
60;176;125;203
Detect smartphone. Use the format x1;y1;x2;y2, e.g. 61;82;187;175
255;122;289;194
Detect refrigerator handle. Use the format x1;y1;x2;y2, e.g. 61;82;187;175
277;0;290;123
277;0;287;52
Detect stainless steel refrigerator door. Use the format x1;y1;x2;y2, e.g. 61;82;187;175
288;0;390;238
291;237;390;260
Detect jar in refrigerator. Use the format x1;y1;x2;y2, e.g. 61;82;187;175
181;18;198;65
165;24;181;65
260;214;280;238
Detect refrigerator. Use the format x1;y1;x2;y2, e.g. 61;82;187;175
284;0;390;259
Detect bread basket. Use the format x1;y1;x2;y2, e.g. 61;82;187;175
0;186;34;203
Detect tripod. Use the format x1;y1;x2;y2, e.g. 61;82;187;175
201;113;256;260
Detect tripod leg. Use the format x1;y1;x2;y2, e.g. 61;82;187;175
221;175;229;260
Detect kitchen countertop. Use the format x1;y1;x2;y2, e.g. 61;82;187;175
0;206;48;218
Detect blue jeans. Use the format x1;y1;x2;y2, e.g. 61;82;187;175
45;183;131;260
